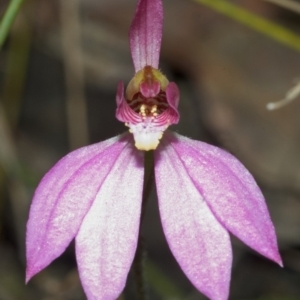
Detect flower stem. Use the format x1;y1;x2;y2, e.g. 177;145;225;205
133;235;148;300
133;150;154;300
141;150;154;222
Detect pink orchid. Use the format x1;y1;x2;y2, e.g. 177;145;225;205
26;0;282;299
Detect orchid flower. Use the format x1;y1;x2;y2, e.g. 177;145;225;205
26;0;282;299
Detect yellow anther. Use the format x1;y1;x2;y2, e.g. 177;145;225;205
139;104;147;117
150;105;157;113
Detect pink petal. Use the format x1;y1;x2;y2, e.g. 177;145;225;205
129;0;163;72
75;144;144;300
116;81;125;107
165;82;180;122
115;81;141;124
165;132;282;265
155;140;232;300
26;134;133;281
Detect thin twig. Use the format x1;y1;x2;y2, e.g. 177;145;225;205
267;80;300;110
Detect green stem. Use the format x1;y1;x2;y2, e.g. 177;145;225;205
0;0;25;49
133;235;148;300
141;151;154;222
133;151;154;300
193;0;300;52
2;7;32;128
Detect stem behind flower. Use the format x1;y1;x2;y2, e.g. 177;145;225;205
132;150;154;300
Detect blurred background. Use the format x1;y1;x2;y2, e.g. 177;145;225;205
1;0;300;299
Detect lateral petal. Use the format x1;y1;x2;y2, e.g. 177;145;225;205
165;82;180;113
75;144;144;300
155;140;232;300
165;132;282;265
26;134;132;281
129;0;163;72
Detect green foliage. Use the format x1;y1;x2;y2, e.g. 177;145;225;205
193;0;300;52
0;0;25;49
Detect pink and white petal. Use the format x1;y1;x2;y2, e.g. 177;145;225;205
115;81;141;124
165;132;282;265
75;144;144;300
129;0;163;72
26;134;133;281
155;141;232;300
